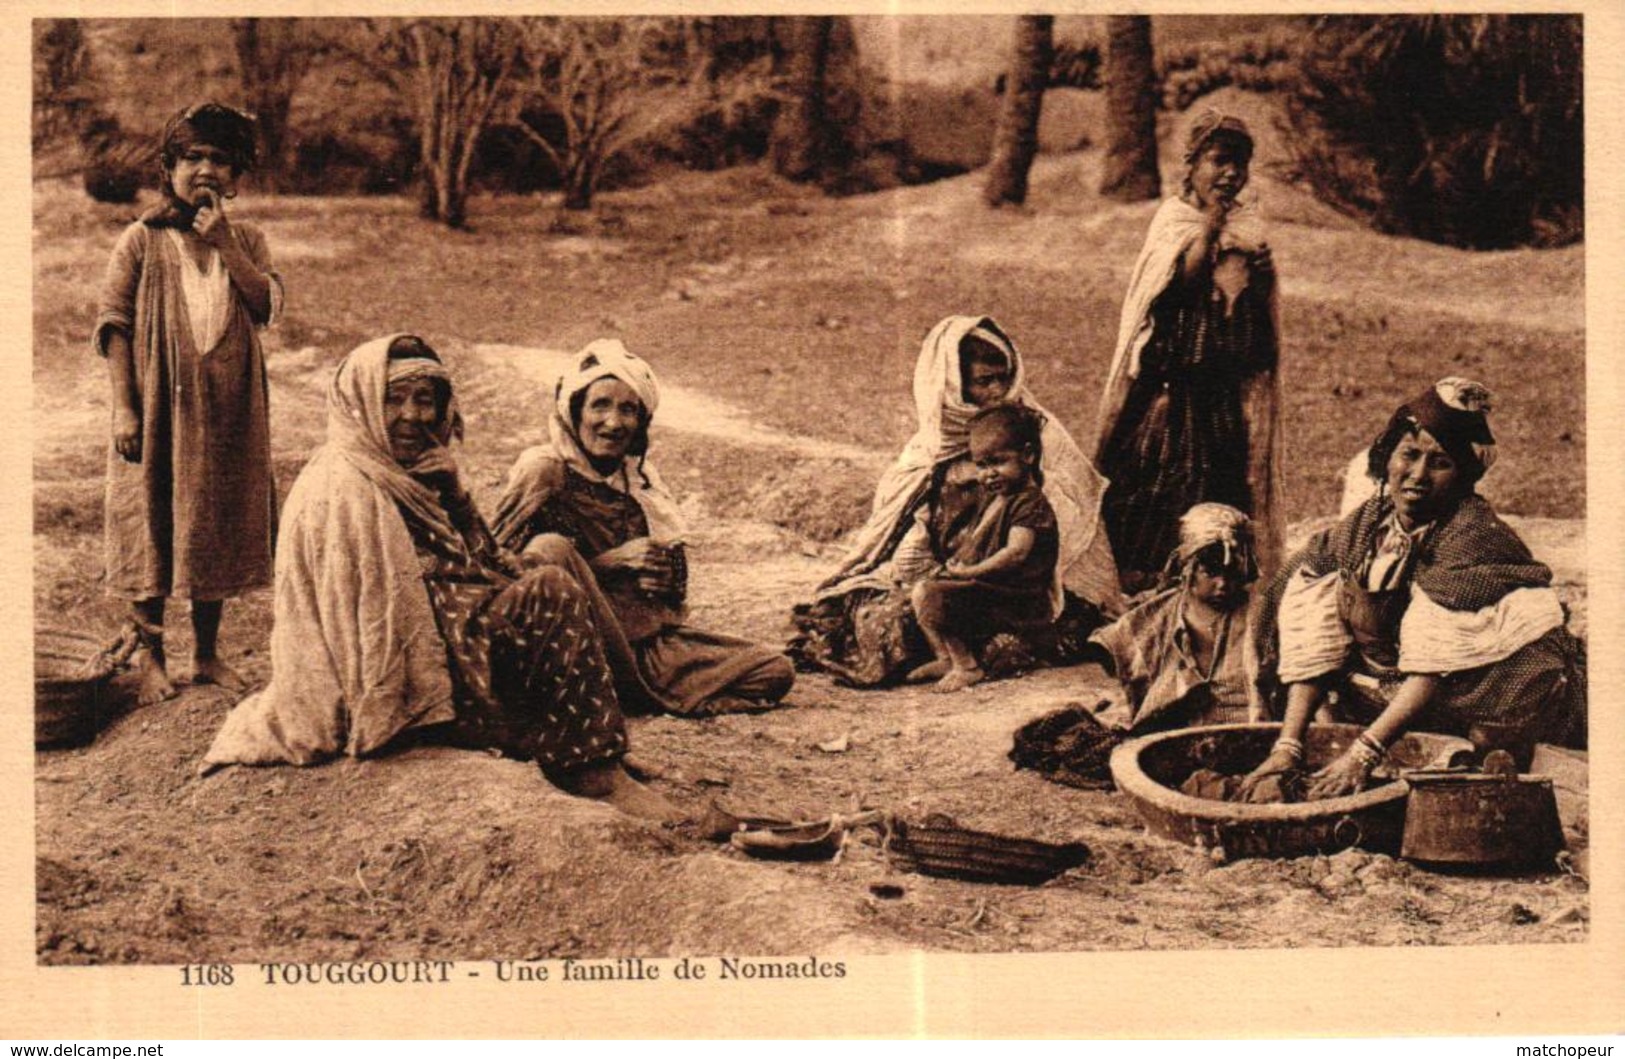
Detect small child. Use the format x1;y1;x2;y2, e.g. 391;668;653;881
1088;502;1261;732
910;404;1059;692
94;102;283;703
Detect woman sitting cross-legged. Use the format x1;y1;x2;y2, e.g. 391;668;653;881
204;335;682;823
492;340;794;717
790;315;1123;687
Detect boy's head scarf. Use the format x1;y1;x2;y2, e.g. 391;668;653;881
1166;502;1258;585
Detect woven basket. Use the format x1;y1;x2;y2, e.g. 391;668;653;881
35;629;121;750
889;813;1091;885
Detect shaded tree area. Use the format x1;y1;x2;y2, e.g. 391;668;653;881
35;15;1583;248
983;16;1052;208
33;19;149;203
387;18;521;228
510;17;773;211
1285;15;1582;248
769;17;839;182
1099;16;1161;202
230;18;325;191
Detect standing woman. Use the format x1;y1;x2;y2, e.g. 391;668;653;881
94;102;283;702
1095;110;1283;595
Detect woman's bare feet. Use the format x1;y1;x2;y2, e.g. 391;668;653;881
550;761;689;824
933;666;985;693
134;648;177;705
904;659;951;684
192;655;251;694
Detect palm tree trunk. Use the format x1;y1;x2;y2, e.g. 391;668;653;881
983;15;1054;207
1100;16;1161;201
770;16;833;182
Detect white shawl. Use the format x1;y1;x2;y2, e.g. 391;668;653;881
204;335;459;767
818;315;1123;617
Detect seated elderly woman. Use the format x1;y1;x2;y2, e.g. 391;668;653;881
790;315;1123;687
204;335;681;822
1088;503;1263;733
1243;378;1586;800
491;340;794;716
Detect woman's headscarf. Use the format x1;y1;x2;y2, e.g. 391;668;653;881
818;315;1123;615
1369;376;1497;485
326;334;462;545
202;335;465;768
547;339;686;540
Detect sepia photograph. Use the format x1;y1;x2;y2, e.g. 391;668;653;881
14;3;1621;1040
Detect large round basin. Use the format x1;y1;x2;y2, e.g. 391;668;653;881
1108;723;1473;860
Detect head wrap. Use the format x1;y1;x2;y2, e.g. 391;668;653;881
1183;109;1254;167
326;334;462;544
1371;377;1497;484
386;356;448;384
160;101;259;173
556;339;660;420
547;339;685;540
815;314;1124;616
1165;502;1258;584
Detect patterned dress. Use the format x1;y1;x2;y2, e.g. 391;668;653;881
1098;260;1277;592
399;494;626;771
1255;495;1586;755
497;465;793;715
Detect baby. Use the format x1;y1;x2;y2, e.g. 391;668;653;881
910;404;1059;692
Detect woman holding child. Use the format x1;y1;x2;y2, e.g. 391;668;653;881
791;315;1122;690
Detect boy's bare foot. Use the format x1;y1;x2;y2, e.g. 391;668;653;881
933;666;985;694
550;761;689;825
904;660;951;684
134;648;177;705
192;655;251;694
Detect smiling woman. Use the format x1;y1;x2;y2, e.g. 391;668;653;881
1245;378;1586;800
493;340;796;717
205;335;684;823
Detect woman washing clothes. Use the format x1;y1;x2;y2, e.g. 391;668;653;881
791;315;1122;687
492;341;795;717
1241;378;1586;801
1095;110;1283;594
205;335;682;823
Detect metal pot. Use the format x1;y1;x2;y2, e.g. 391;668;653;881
1401;751;1564;871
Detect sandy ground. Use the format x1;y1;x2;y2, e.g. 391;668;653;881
35;343;1589;964
32;86;1589;963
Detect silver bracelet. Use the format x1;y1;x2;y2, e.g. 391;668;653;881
1348;732;1385;768
1272;736;1306;762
